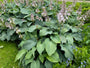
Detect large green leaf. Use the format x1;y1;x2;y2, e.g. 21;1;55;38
47;52;60;63
13;8;19;14
50;35;61;43
15;49;27;62
60;35;66;43
22;40;37;50
60;44;73;59
25;47;36;60
66;35;73;45
27;25;42;32
72;34;82;41
40;28;53;36
44;38;57;56
45;60;53;68
20;8;31;14
39;55;45;63
36;41;45;55
31;60;40;68
0;32;7;41
13;18;27;26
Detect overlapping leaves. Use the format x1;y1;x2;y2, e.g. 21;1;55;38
0;0;82;68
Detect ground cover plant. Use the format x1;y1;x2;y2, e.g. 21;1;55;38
0;0;90;68
0;41;19;68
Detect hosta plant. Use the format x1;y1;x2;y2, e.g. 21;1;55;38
0;0;83;68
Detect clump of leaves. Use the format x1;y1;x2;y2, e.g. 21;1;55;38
0;0;83;68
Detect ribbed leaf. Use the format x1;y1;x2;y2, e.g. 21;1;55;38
45;60;53;68
25;47;36;60
37;41;44;55
31;60;40;68
22;40;36;50
44;38;57;56
47;52;60;63
15;49;27;62
50;35;61;43
61;44;73;59
40;28;53;36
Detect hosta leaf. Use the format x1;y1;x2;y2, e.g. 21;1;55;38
60;35;66;43
13;18;27;26
22;40;36;50
20;8;31;14
66;35;73;45
61;28;68;33
61;24;71;33
50;35;61;43
27;25;42;32
47;52;60;63
71;27;78;32
40;28;53;36
36;41;44;55
13;8;19;14
25;57;34;65
31;60;40;68
0;32;6;41
44;38;57;56
25;47;36;60
15;49;27;62
57;49;67;62
45;60;53;68
7;29;15;36
73;34;82;41
39;55;45;63
61;45;73;59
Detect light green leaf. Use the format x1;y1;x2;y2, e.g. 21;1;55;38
50;35;61;43
25;57;34;65
31;60;40;68
60;35;66;43
73;34;82;41
47;52;60;63
28;25;42;32
0;32;7;41
71;27;78;32
13;18;27;26
37;41;44;55
66;35;73;45
20;8;31;14
39;55;45;63
25;47;36;60
13;8;19;14
44;38;57;56
40;28;53;36
15;49;27;62
45;60;53;68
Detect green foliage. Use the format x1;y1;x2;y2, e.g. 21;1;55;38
82;23;90;46
0;0;83;68
73;2;90;14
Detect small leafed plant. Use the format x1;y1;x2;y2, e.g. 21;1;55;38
0;0;83;68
